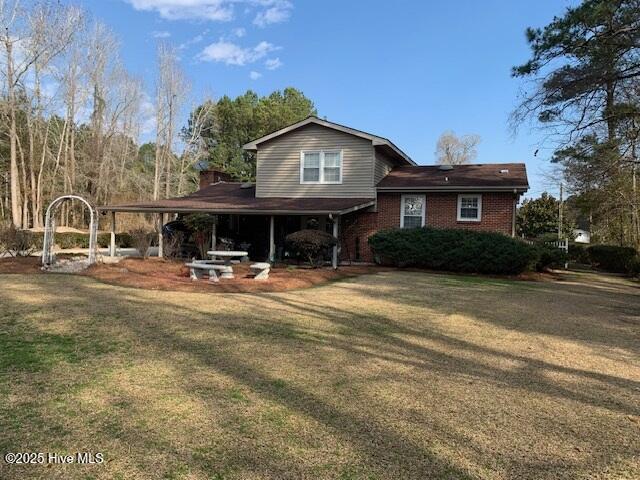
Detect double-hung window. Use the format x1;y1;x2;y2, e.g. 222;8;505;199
300;150;342;184
457;194;482;221
401;194;426;228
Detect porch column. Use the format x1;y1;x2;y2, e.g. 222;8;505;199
269;215;275;263
332;215;339;269
211;216;217;251
109;211;116;257
158;213;164;258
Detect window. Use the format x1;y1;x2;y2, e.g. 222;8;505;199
457;194;482;221
300;150;342;184
401;194;425;228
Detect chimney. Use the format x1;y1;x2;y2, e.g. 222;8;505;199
199;169;233;189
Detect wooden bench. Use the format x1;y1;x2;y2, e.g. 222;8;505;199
185;263;230;283
250;262;271;280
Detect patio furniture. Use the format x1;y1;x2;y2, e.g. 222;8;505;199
250;262;271;280
185;262;230;283
207;250;249;279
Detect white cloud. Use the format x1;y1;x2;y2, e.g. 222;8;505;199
178;32;206;50
249;70;262;80
140;92;156;135
253;0;292;27
126;0;233;21
264;57;282;70
124;1;293;25
232;27;246;37
198;39;279;65
151;30;171;38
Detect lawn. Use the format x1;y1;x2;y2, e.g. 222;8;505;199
0;270;638;479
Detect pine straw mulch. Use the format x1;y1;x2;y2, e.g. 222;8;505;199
80;258;390;293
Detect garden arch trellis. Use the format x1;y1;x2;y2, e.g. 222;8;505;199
42;195;98;267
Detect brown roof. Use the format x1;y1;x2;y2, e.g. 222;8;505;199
376;163;529;191
98;182;375;214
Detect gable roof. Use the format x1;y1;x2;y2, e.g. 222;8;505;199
242;116;416;166
377;163;529;192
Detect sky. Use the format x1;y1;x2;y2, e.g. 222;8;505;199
83;0;580;199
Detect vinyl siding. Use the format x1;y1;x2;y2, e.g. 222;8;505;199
374;148;396;185
255;123;375;198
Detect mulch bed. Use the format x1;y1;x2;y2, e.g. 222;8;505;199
0;256;559;293
81;258;386;293
0;256;44;274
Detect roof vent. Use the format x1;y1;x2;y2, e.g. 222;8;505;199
500;168;509;174
438;164;454;171
240;182;253;189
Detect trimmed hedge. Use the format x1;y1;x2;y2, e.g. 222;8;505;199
286;229;337;267
568;243;589;264
587;245;637;273
368;227;535;275
30;232;133;250
534;244;567;272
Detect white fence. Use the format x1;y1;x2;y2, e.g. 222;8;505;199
521;238;569;268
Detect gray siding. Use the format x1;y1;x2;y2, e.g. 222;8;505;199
374;148;395;185
255;123;375;198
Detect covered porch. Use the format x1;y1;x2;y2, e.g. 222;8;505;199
98;182;375;269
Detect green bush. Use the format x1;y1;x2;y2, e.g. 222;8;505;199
534;244;567;272
368;227;535;275
30;231;133;250
285;229;337;267
568;243;589;264
587;245;638;273
628;256;640;278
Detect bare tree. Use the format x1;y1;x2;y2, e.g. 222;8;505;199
435;131;481;165
153;43;188;200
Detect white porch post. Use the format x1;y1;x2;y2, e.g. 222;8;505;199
110;211;116;257
158;213;164;258
211;216;217;251
269;215;275;263
332;215;339;269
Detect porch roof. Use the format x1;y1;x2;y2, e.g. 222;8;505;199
98;182;375;215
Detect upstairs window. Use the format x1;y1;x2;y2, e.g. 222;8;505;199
300;150;342;184
401;194;425;228
457;194;482;221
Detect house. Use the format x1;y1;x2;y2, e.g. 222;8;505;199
99;116;529;266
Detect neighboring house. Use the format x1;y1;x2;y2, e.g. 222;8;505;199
573;229;591;244
100;116;529;266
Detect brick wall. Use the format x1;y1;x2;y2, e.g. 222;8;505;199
341;192;516;263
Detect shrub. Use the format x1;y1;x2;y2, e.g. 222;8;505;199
130;229;155;259
285;229;337;268
163;231;184;259
587;245;638;273
628;256;640;278
568;243;589;264
534;244;567;272
0;225;36;257
29;231;133;250
183;214;215;259
368;227;535;275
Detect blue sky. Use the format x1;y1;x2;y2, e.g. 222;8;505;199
85;0;579;198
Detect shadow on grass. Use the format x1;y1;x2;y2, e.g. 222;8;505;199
1;271;639;479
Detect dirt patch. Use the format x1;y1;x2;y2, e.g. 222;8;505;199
82;257;386;293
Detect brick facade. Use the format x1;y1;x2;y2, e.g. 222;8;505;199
341;192;517;263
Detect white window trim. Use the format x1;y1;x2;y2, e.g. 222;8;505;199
299;150;343;185
400;194;426;228
457;194;482;222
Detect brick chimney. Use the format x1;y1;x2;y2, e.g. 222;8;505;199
199;169;233;189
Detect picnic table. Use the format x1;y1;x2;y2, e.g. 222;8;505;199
206;250;248;279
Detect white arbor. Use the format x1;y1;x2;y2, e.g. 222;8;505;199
42;195;98;267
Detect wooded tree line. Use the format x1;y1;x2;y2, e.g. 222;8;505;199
0;0;315;230
513;0;640;248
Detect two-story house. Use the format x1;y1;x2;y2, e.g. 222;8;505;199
100;116;529;266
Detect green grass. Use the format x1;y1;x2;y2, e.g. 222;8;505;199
0;270;638;479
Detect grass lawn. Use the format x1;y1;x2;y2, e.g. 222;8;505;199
0;270;638;479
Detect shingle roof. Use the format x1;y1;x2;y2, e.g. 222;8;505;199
98;182;375;214
376;163;529;191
